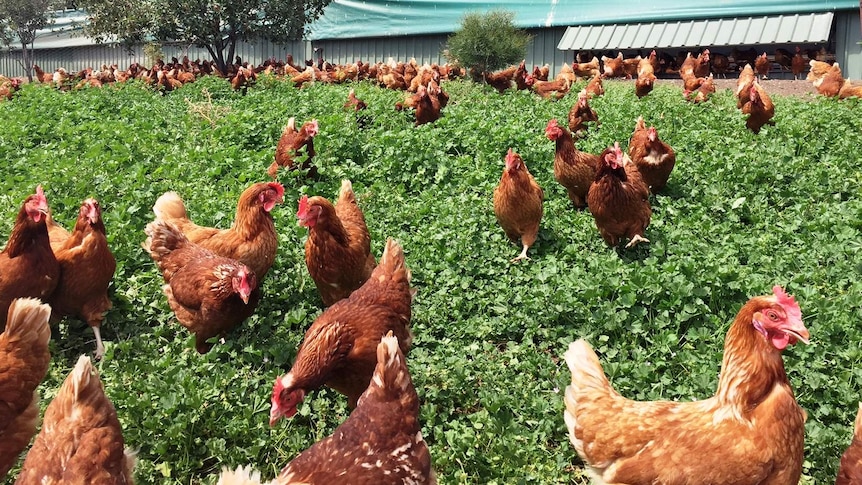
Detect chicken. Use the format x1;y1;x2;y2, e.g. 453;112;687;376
806;60;842;96
298;180;376;307
735;63;756;108
685;73;715;103
344;88;367;111
567;89;599;137
754;52;771;79
791;47;807;80
586;142;651;248
806;61;862;99
601;52;625;78
634;71;655;98
398;84;443;126
554;63;577;85
0;77;21;101
710;52;731;77
32;64;53;83
583;74;604;98
226;333;434;485
573;57;600;79
15;355;136;484
482;63;520;93
0;298;51;480
493;148;544;262
621;55;641;79
46;198;115;359
679;51;710;92
270;238;413;421
836;403;862;485
545;119;599;209
144;220;260;354
563;285;808;485
269;117;319;178
0;186;59;329
531;64;550;82
741;80;775;134
152;181;284;280
627;116;676;193
289;66;317;88
531;77;570;100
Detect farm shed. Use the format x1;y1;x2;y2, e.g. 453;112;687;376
0;9;308;77
308;0;862;78
1;1;859;79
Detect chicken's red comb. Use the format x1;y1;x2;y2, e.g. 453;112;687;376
296;194;309;218
772;286;802;322
34;185;47;205
267;182;285;199
546;118;559;129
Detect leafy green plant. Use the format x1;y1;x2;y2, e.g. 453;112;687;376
444;10;532;80
0;77;859;484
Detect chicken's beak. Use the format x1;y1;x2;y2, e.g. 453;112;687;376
785;326;810;345
269;406;282;427
240;292;250;305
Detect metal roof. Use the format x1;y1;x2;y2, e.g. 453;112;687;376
557;12;835;50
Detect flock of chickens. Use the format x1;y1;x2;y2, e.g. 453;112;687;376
1;47;862;484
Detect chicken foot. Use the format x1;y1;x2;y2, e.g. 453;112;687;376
625;234;650;249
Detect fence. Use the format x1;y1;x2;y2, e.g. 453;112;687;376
0;39;311;79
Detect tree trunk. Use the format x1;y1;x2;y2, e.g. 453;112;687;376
17;38;34;82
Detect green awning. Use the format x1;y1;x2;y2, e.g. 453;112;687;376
308;1;854;42
558;12;835;50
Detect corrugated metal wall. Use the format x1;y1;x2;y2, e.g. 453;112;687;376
1;22;857;80
0;39;309;78
835;10;862;79
314;28;573;77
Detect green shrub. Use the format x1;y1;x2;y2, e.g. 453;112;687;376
444;10;532;80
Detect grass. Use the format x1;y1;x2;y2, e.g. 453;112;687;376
0;74;860;484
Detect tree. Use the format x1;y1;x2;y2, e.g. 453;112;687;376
0;0;54;82
445;10;532;81
77;0;333;74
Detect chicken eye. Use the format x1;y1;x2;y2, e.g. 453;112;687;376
766;310;779;321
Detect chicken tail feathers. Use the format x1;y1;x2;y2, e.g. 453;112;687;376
564;339;610;393
216;465;270;485
338;179;355;204
563;339;612;457
854;403;862;440
143;220;189;260
379;238;410;283
152;191;188;221
3;298;52;346
358;331;416;409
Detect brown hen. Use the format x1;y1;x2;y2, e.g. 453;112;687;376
0;298;51;480
837;403;862;485
586;142;651;248
545;119;599;209
16;355;136;484
225;333;434;485
493;149;544;262
564;286;808;485
269;117;319;177
628;116;676;193
152;182;283;280
270;238;413;422
144;220;260;353
46;198;115;359
298;180;376;306
0;186;59;329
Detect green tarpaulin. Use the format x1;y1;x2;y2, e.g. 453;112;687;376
307;0;857;40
